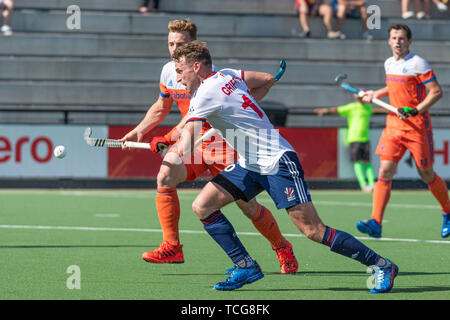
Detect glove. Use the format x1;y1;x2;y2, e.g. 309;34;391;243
150;136;170;154
397;106;419;118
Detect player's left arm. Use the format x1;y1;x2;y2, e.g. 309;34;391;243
177;120;203;159
398;79;443;118
243;71;275;102
417;79;443;113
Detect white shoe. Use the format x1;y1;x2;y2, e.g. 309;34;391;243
416;11;426;19
402;11;414;19
362;185;375;193
1;25;12;36
327;31;341;39
436;2;448;11
327;31;346;39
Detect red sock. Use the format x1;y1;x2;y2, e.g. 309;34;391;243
428;174;450;213
371;178;392;225
155;187;181;246
251;205;289;250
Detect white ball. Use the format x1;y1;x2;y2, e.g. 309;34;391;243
54;145;67;159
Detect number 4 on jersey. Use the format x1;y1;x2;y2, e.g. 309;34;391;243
241;95;263;119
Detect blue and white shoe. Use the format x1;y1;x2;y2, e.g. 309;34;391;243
370;259;399;294
441;213;450;238
214;262;264;291
356;218;382;238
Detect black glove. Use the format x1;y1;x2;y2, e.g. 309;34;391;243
397;107;419;118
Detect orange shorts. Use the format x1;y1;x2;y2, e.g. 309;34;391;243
376;128;434;168
168;136;238;181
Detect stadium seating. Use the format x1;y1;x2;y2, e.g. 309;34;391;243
1;0;449;127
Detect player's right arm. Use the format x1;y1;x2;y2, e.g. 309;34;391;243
119;95;173;144
314;107;338;116
243;71;276;102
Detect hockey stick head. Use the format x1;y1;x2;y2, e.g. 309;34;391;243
274;59;286;82
334;73;359;94
334;73;348;85
84;127;94;146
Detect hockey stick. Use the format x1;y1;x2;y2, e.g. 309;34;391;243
83;127;217;156
274;59;287;82
334;73;399;115
84;128;151;150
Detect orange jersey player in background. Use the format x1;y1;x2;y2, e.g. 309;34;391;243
356;23;450;239
119;19;299;273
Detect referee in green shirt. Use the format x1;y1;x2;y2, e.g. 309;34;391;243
315;93;386;192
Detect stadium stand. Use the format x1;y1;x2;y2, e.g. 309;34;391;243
0;0;449;129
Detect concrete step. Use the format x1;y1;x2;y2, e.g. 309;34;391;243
13;0;450;18
8;10;450;40
2;57;450;87
0;81;448;111
1;33;449;64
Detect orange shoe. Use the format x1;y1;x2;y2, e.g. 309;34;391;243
142;241;184;264
275;241;298;274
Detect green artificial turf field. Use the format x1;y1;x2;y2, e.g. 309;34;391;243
0;189;449;300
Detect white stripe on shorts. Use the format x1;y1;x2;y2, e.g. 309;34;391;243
281;154;309;203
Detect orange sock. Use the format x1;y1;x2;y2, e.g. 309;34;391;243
371;177;392;225
427;174;450;213
251;205;289;250
155;187;181;246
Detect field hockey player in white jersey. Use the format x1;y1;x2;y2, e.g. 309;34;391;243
173;41;399;293
119;19;298;274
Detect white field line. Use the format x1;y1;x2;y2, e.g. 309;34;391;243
0;224;448;245
1;190;439;210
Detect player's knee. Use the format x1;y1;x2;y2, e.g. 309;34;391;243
156;168;177;188
191;199;208;218
418;168;435;183
378;167;395;179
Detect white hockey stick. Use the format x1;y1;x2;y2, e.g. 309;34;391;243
335;73;400;115
84;128;151;149
84;127;217;155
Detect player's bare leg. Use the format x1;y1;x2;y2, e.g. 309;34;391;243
287;202;326;242
192;182;235;219
237;199;298;273
287;202;398;293
142;152;187;264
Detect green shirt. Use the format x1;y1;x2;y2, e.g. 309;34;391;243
337;102;374;143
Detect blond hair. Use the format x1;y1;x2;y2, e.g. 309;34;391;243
168;19;197;40
172;40;212;67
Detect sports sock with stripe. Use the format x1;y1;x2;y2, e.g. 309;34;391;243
322;226;381;267
250;205;289;250
155;187;180;246
201;210;254;267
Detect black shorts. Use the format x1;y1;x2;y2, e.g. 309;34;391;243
349;142;370;162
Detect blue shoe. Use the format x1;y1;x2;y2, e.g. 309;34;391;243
370;259;399;293
214;262;264;291
442;213;450;238
356;218;382;238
